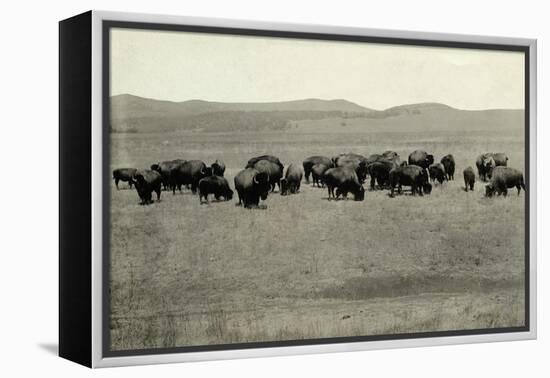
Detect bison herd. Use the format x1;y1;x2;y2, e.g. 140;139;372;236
112;150;525;207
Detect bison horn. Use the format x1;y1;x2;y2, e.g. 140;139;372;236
253;174;259;184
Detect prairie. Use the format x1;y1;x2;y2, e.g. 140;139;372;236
109;118;526;351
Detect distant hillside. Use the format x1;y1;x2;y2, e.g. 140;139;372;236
110;94;523;134
111;94;371;133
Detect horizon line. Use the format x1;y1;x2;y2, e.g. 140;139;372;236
110;93;525;112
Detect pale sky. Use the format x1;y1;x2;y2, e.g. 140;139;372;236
110;28;525;110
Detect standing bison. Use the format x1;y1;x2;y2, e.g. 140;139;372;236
211;159;226;177
463;166;476;192
311;163;331;187
428;163;446;184
440;154;455;180
234;168;271;208
323;167;365;201
332;153;369;183
253;159;284;192
198;175;233;203
303;156;333;183
485;167;525;197
131;170;162;205
112;168;137;189
170;160;208;194
476;152;509;181
408;150;434;170
280;164;303;195
367;160;394;190
389;165;432;197
151;159;186;190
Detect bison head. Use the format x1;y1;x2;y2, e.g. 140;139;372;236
485;183;496;197
423;183;432;195
224;188;234;201
279;178;289;196
354;186;365;201
253;172;270;200
426;154;434;166
150;163;160;172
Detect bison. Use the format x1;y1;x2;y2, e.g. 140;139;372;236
303;156;333;183
485;167;525;197
463;166;476;192
151;159;186;190
253;159;283;192
280;164;303;195
170;160;208;194
131;170;162;205
323;166;365;201
234;168;271;208
211;159;226;177
112;168;137;189
440;154;455;180
476;152;509;181
198;175;233;203
389;165;432;197
246;155;284;171
311;163;331;187
408;150;434;170
367;160;394;190
428;163;446;184
332;153;369;183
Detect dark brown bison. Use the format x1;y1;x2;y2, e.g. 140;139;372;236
332;153;369;183
211;159;226;177
408;150;434;170
441;154;455;180
428;163;446;184
303;156;333;183
170;160;208;194
485;167;525;197
476;152;509;181
389;165;432;197
367;160;394;190
323;166;365;201
198;175;233;203
463;166;476;192
151;159;186;190
131;170;162;205
311;163;331;187
280;164;303;195
253;159;284;192
234;168;271;208
112;168;137;189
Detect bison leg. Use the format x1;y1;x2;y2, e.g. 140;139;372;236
155;187;161;201
114;178;119;190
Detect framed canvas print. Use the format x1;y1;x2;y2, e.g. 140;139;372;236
59;10;537;368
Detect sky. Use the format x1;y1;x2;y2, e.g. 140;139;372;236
110;28;525;110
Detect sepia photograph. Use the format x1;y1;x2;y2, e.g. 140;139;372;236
106;24;528;353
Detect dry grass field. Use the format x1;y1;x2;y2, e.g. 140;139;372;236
109;120;526;351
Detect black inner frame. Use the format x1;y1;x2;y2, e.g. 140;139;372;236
102;20;530;358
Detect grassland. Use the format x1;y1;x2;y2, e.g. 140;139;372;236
109;121;526;351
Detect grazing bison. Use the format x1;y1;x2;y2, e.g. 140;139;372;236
198;175;233;203
254;159;284;192
367;160;394;190
170;160;208;194
246;155;284;172
112;168;137;189
476;152;509;181
211;159;226;177
151;159;186;190
303;156;333;183
463;166;476;192
234;168;271;208
441;154;455;180
485;167;525;197
311;163;331;187
323;167;365;201
428;163;447;184
389;165;432;197
131;170;162;205
408;150;434;170
280;164;303;195
332;153;369;183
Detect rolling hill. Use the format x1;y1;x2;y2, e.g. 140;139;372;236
110;94;523;134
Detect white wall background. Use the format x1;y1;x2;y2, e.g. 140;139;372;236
0;0;546;376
